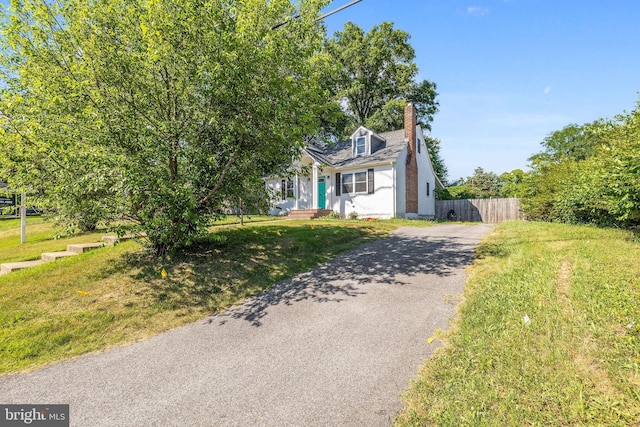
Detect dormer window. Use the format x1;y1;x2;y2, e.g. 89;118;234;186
355;136;366;156
350;126;383;158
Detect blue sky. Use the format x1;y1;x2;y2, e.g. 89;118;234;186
323;0;640;181
2;1;638;181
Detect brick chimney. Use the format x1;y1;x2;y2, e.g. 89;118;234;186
405;102;418;214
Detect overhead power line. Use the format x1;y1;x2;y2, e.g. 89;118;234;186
272;0;363;30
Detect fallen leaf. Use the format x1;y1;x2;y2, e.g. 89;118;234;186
427;337;435;344
76;290;89;296
161;268;167;278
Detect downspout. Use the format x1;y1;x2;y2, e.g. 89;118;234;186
392;161;396;218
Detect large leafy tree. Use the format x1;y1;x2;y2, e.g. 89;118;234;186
528;121;604;165
522;107;640;227
324;21;439;134
0;0;329;254
593;107;640;224
523;120;607;222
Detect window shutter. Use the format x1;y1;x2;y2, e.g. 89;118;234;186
368;169;374;194
427;181;430;196
281;179;286;201
336;173;341;196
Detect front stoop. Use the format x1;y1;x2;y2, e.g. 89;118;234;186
0;260;45;275
287;209;333;220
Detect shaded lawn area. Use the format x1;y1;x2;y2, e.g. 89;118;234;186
0;218;422;374
396;221;640;426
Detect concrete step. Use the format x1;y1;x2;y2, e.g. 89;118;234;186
102;234;139;245
1;260;46;275
41;250;77;262
102;236;119;245
67;242;104;254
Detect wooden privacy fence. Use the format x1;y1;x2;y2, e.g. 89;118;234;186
435;198;524;224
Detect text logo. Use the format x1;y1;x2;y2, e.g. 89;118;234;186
1;405;68;427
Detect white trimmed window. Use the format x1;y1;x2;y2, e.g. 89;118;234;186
355;136;366;156
281;179;294;201
341;169;375;195
354;171;367;193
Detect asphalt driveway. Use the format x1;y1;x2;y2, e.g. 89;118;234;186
0;223;492;426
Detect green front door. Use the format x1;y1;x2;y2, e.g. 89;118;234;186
318;177;326;209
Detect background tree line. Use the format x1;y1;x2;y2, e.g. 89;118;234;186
438;101;640;229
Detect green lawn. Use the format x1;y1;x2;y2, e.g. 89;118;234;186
6;218;636;425
396;221;640;426
0;217;111;263
0;217;426;374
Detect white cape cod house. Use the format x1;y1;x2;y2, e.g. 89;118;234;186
266;103;443;219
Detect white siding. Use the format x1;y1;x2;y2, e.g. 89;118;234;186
329;165;395;218
265;178;292;216
266;174;313;215
416;127;436;219
266;128;439;219
297;176;312;209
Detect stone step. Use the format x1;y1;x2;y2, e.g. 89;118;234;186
41;250;77;262
0;260;46;275
102;236;119;245
67;242;104;254
102;234;139;245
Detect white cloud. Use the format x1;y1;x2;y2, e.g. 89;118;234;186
544;86;552;95
465;6;490;16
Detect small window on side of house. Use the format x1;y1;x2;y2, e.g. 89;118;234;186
426;181;430;196
418;138;421;154
287;179;294;198
281;179;293;200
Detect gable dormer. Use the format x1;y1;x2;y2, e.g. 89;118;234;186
350;126;386;158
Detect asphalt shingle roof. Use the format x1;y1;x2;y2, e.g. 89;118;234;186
305;129;407;169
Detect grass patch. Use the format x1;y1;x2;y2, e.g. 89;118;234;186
395;221;640;426
0;217;429;374
0;217;110;263
0;216;46;231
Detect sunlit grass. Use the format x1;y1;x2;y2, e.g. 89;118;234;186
0;217;432;374
395;221;640;426
0;217;113;263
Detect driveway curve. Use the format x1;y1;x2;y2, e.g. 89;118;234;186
0;223;492;426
